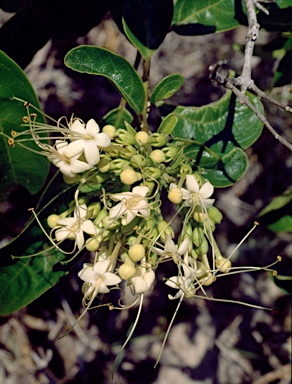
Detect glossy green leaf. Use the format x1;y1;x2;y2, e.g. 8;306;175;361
101;106;133;129
110;0;173;59
258;191;292;232
0;51;49;201
169;91;263;186
151;74;184;104
0;174;75;316
64;46;146;114
158;113;178;134
172;0;239;34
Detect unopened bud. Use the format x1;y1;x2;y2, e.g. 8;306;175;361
162;145;179;162
144;167;161;179
193;206;208;223
207;206;223;224
116;129;136;145
97;158;111;173
131;154;146;168
102;124;116;139
85;237;100;251
149;133;167;147
135;131;149;145
215;257;231;273
47;214;61;228
129;244;145;262
119;257;136;280
150;149;165;164
192;226;205;247
168;187;183;204
120;168;141;185
87;202;101;218
158;220;174;241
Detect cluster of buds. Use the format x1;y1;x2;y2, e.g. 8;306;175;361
11;104;281;363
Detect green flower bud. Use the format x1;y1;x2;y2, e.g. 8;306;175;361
158;220;174;241
193;206;208;223
116;129;136;145
110;159;130;172
192;226;205;248
85;237;100;251
87;202;101;218
180;164;192;175
149;133;167;147
122;145;138;159
131;154;147;168
150;149;165;164
129;244;145;262
202;273;216;286
119;257;136;280
102;216;121;230
215;257;231;273
120;168;141;185
144;167;161;179
102;124;116;139
207;206;223;225
162;145;179;162
168;187;183;204
94;208;108;226
135;131;149;145
47;214;60;228
97;158;111;173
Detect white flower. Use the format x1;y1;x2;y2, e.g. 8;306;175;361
152;236;189;264
55;204;96;249
47;140;91;177
109;186;150;225
170;175;215;208
131;269;155;294
165;263;196;300
78;259;122;301
67;119;111;167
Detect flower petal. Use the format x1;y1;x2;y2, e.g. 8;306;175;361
199;181;214;199
186;175;199;193
132;186;149;197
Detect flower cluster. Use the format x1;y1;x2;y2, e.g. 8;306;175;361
11;106;280;364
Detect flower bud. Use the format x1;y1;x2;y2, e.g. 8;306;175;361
192;226;204;248
168;187;183;204
162;145;179;162
102;124;116;139
207;206;223;225
110;159;129;172
120;168;141;185
85;237;100;251
144;167;161;179
47;214;60;228
158;220;174;241
131;154;146;168
97;158;111;173
149;133;167;147
135;131;149;146
116;129;136;145
215;257;231;273
119;257;136;280
87;202;101;218
102;216;121;230
122;145;138;159
180;164;192;175
150;149;165;164
94;208;108;226
129;244;145;262
193;206;208;223
201;273;216;286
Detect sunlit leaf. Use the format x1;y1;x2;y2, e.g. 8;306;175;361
151;74;184;104
64;46;146;114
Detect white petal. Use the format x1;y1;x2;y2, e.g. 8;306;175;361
85;119;100;135
78;264;95;283
132;276;148;294
93;259;110;274
75;230;85;249
132;186;149;197
199;181;214;199
109;202;127;220
165;275;182;289
181;187;190;200
81;220;97;235
110;192;133;202
203;198;215;208
165;237;176;253
70;119;85;134
103;272;122;286
144;270;155;288
169;183;178;190
122;211;136;225
65;140;84;158
83;142;100;166
178;238;190;255
98;283;110;293
186;175;199;192
94;132;111;148
55;228;70;242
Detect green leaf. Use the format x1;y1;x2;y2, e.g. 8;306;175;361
64;46;146;114
151;74;184;104
172;0;239;34
0;51;49;201
101;106;133;129
169;91;263;187
158;113;178;135
258;191;292;232
110;0;173;59
0;173;75;316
